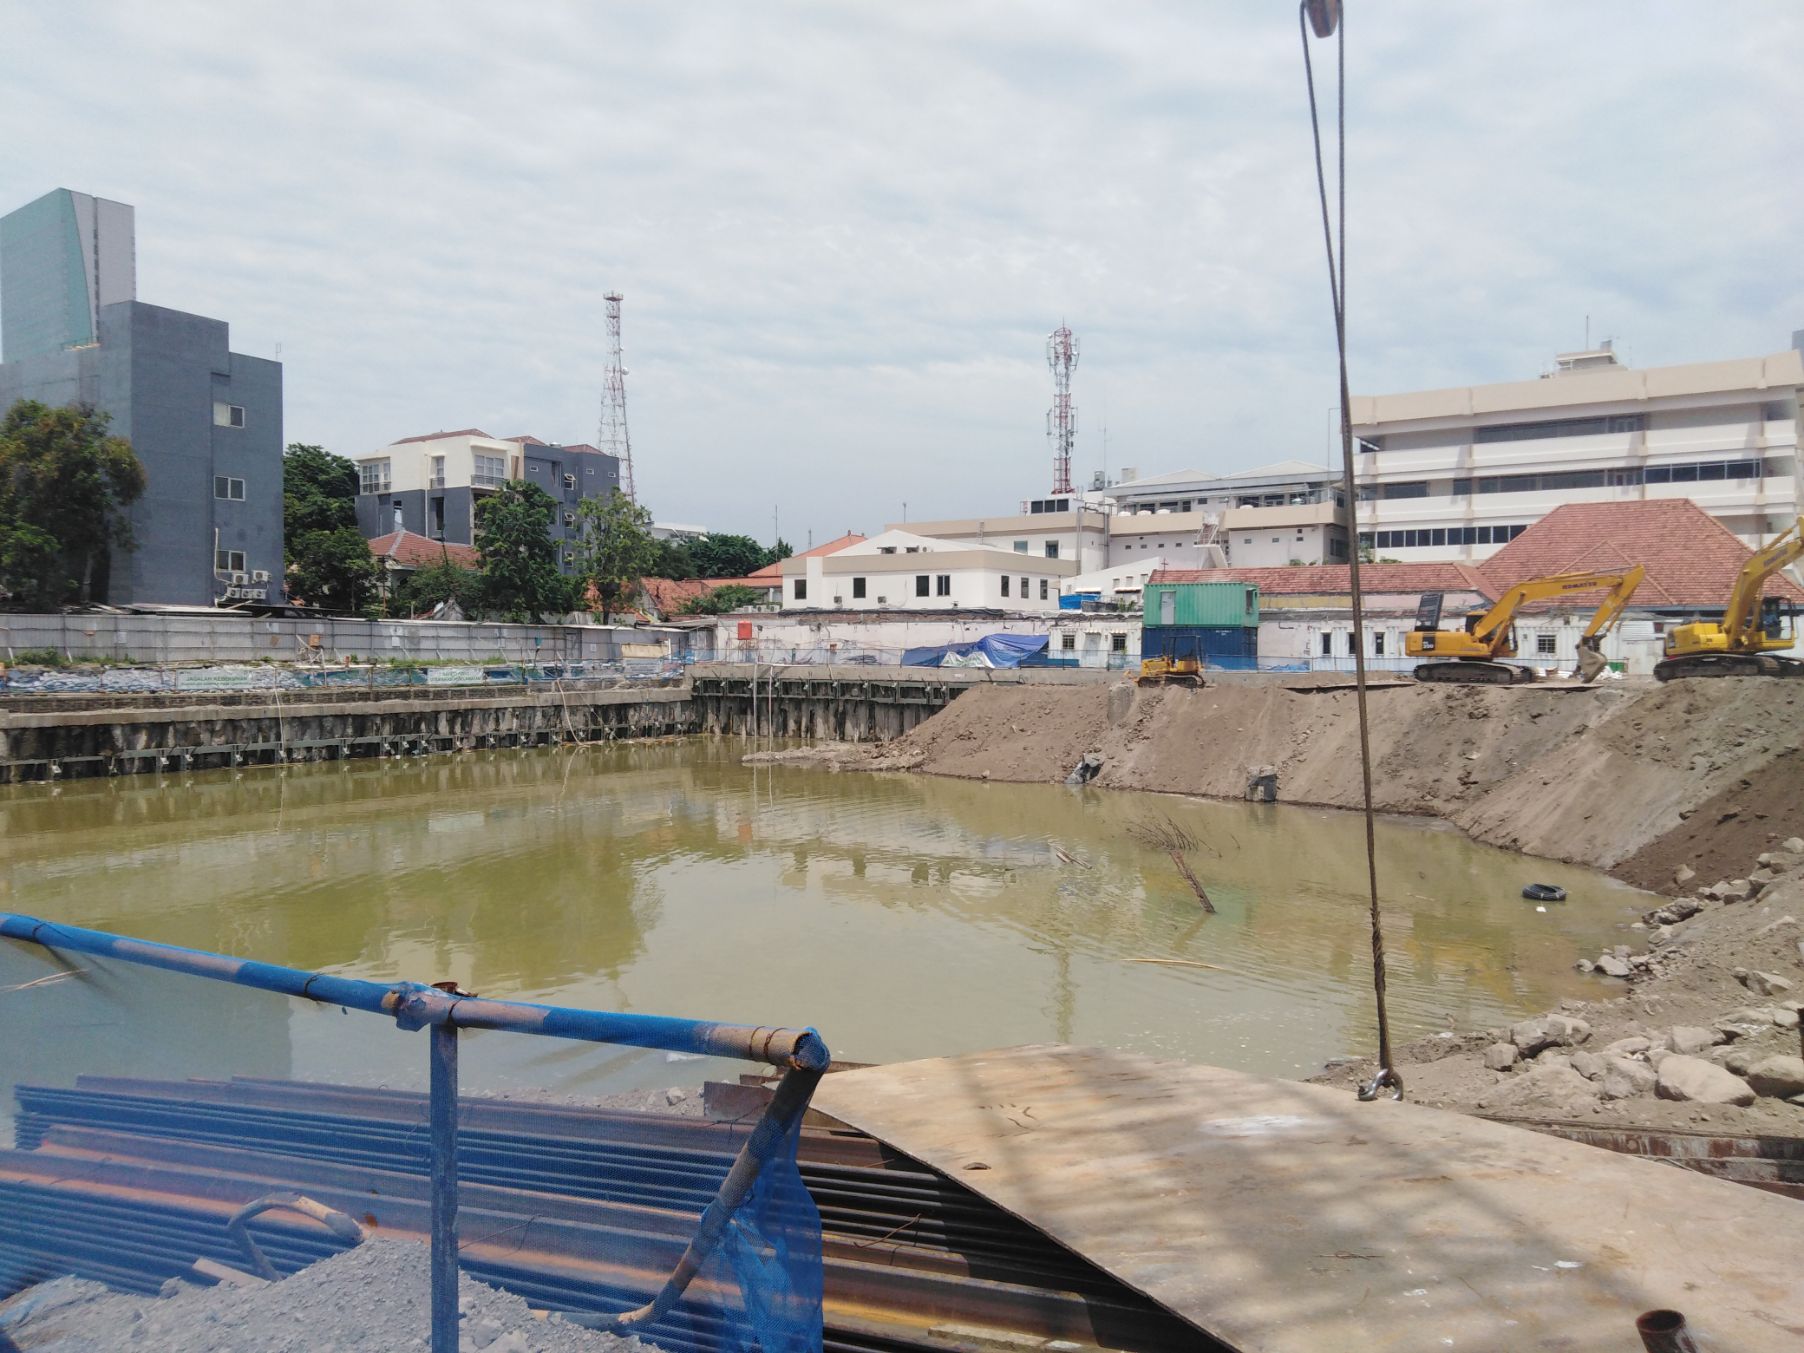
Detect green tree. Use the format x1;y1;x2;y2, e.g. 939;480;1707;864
281;443;376;613
689;532;778;579
389;560;483;617
766;537;794;567
679;583;764;615
573;489;658;623
476;481;574;621
0;400;145;609
651;537;695;579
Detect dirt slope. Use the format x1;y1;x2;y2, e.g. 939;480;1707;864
866;678;1804;873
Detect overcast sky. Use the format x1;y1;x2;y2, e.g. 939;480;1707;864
4;2;1799;544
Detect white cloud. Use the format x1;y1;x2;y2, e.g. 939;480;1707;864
3;1;1799;540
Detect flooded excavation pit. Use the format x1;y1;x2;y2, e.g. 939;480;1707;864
0;739;1659;1098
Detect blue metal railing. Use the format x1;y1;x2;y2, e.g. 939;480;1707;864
0;912;829;1352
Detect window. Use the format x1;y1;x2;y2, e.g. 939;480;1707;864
1001;576;1011;597
915;575;930;597
1536;633;1557;655
1380;481;1428;499
794;579;807;601
1474;414;1642;443
212;476;245;501
1061;632;1076;651
473;453;507;488
215;549;246;574
1345;632;1357;655
878;546;897;554
1014;540;1029;553
358;459;391;494
1321;632;1333;656
1039;579;1049;600
936;574;951;596
1374;632;1385;655
1020;578;1029;600
429;455;446;489
852;577;866;599
1045;541;1059;559
212;403;246;428
1111;633;1127;653
430;497;445;538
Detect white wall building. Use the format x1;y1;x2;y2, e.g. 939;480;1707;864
1102;460;1351;566
780;529;1071;612
889;503;1109;574
1352;339;1804;561
1059;557;1172;607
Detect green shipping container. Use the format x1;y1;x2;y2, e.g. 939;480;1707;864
1143;581;1259;628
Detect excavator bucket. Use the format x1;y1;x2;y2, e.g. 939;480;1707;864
1575;643;1609;683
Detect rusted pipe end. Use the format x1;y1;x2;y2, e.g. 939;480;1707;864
1636;1309;1700;1353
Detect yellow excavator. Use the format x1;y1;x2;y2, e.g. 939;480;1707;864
1405;566;1645;685
1655;516;1804;681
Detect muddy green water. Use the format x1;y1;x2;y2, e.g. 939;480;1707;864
0;740;1657;1103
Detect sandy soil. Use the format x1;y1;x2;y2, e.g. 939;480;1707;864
799;677;1804;875
0;1239;645;1352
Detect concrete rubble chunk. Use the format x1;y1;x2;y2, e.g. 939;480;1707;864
1600;1058;1657;1100
1745;1056;1804;1099
1575;958;1594;973
1722;879;1754;903
1475;1063;1597;1114
1569;1051;1606;1081
1667;1025;1721;1056
1741;970;1795;998
1510;1014;1591;1055
1774;1007;1801;1030
1714;1009;1777;1038
1784;837;1804;855
1673;864;1697;887
1595;954;1632;978
1483;1042;1519;1072
1655;1055;1756;1106
1753;915;1798;937
1667;898;1702;921
1600;1036;1651;1058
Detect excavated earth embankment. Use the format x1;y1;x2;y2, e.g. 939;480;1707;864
838;676;1804;879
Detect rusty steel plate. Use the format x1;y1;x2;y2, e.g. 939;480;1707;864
814;1045;1804;1352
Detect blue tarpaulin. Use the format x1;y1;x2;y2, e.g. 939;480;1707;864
902;633;1050;668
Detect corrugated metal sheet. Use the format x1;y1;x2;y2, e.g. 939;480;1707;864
1143;582;1259;628
1142;626;1258;662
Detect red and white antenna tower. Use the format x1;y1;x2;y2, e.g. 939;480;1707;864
598;292;636;502
1046;323;1078;495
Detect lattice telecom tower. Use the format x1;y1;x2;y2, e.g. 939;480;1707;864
1046;324;1078;495
598;292;636;502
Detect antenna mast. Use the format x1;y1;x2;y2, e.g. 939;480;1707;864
599;292;636;502
1046;324;1078;495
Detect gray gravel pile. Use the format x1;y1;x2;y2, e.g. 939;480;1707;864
0;1240;646;1352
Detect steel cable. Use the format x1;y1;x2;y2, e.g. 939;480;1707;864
1298;1;1400;1100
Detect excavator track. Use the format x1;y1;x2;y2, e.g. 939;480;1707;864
1655;654;1804;682
1411;660;1537;686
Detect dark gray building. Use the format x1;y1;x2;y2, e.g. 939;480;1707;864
353;432;619;576
0;188;283;605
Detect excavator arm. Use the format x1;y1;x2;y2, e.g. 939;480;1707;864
1722;517;1804;650
1469;568;1647;650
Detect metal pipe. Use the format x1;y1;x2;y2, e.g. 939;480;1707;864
429;1007;460;1353
0;913;828;1071
1637;1309;1702;1353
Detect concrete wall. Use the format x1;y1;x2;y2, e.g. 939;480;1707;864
0;613;682;666
710;612;1051;664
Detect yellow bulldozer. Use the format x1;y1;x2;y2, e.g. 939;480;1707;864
1656;516;1804;681
1405;566;1645;685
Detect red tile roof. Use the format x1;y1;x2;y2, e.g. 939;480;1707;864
501;434;548;446
750;532;868;580
1479;501;1804;607
640;577;776;616
388;428;492;445
1149;563;1493;596
368;530;480;570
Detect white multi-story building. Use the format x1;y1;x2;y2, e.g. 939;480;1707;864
780;528;1070;612
1103;460;1350;567
1351;339;1804;561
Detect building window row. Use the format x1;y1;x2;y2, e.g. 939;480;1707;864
1026;498;1071;514
215;549;246;573
212;476;245;501
1450;457;1766;496
1472;413;1645;444
472;453;508;488
359;459;391;495
1362;524;1528;550
212;402;246;428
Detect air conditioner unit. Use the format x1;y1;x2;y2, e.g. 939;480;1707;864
833;596;843;605
563;511;576;525
563;474;576;487
229;571;248;585
877;596;887;604
251;570;271;583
